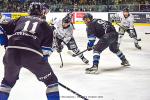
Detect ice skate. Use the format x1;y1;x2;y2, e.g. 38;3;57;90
135;43;141;50
81;57;89;64
121;59;130;66
85;65;99;74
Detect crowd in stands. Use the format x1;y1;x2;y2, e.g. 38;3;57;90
0;0;150;12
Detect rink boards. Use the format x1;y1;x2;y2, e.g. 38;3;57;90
1;12;150;26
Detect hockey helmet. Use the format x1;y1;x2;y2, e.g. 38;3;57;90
123;7;130;18
62;15;72;23
42;3;49;15
42;3;49;10
83;13;93;21
123;7;129;12
29;2;43;16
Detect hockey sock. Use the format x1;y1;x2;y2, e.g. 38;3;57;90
46;83;60;100
133;37;138;44
0;84;11;100
93;51;100;65
116;51;126;61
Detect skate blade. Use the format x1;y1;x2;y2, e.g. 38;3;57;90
85;70;100;74
84;62;89;65
122;64;130;68
136;47;141;50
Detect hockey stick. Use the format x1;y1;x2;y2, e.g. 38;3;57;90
58;82;88;100
145;32;150;34
71;49;88;57
115;22;141;41
59;52;63;68
53;31;64;68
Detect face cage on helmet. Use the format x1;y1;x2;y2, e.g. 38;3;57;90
63;17;72;24
83;17;92;23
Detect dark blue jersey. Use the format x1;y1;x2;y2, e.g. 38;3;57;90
2;16;53;56
86;19;116;39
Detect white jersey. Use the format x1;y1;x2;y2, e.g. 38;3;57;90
118;12;134;29
45;12;74;45
54;19;74;38
0;15;7;23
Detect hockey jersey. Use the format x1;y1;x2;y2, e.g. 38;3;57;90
54;19;74;40
1;16;53;56
86;19;116;39
116;12;134;29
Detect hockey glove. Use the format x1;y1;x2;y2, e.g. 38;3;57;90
0;26;8;46
56;44;63;53
55;37;64;53
87;42;94;51
41;46;53;62
0;34;8;46
119;25;129;31
42;55;49;62
87;34;96;51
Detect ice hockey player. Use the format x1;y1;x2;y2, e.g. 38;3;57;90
83;13;130;74
52;14;89;64
0;2;59;100
117;8;141;49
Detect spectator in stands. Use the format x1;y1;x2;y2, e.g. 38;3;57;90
0;0;150;12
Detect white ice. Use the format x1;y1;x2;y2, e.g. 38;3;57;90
0;24;150;100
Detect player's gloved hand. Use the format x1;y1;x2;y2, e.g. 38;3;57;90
42;55;49;62
87;41;94;51
41;46;53;62
87;34;96;51
122;26;129;31
0;27;8;46
0;34;8;46
56;44;63;53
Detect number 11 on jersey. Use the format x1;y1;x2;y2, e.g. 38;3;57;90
23;21;38;34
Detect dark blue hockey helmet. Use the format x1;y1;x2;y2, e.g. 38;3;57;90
83;13;93;21
29;2;43;16
42;3;49;10
42;3;49;15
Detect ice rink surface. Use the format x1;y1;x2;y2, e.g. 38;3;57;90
0;25;150;100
